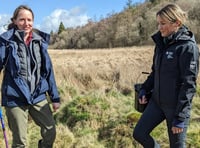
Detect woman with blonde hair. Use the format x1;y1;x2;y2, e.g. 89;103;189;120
133;4;199;147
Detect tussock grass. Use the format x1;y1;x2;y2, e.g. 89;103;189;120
0;47;200;147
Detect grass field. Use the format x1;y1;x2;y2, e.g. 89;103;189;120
0;46;200;148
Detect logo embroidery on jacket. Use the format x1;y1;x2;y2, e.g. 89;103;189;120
166;51;174;59
190;61;196;70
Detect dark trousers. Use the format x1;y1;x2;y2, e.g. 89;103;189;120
133;100;189;148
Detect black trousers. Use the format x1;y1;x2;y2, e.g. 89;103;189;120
133;100;189;148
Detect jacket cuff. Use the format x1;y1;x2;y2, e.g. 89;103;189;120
172;119;184;128
139;89;146;99
51;97;60;103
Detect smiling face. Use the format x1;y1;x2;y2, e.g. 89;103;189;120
13;9;33;35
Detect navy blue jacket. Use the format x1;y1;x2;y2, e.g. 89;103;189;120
142;26;199;122
0;29;60;106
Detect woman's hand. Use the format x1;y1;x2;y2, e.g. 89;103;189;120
139;96;148;104
171;119;184;134
52;102;60;112
171;126;183;134
138;89;148;104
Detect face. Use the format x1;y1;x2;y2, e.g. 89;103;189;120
157;15;179;37
13;9;33;35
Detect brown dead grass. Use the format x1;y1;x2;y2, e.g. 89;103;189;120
49;46;154;95
49;46;200;99
1;46;200;147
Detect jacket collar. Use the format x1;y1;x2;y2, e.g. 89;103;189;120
0;28;50;44
151;25;195;49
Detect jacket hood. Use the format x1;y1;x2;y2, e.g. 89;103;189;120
174;26;196;43
152;25;196;48
0;28;50;43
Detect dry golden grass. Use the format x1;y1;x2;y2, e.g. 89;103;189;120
1;46;200;147
49;46;200;99
49;46;200;148
49;46;155;98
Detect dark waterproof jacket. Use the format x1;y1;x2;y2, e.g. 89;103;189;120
0;29;60;107
142;26;199;122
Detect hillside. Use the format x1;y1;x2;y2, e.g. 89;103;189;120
50;0;200;49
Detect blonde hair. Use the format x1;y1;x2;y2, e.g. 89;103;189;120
156;4;187;26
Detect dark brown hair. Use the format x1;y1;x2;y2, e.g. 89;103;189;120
7;5;34;30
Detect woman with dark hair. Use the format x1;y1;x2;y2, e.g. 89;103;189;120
133;4;199;147
0;5;60;147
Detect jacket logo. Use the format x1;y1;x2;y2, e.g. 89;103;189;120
165;51;174;59
190;61;196;70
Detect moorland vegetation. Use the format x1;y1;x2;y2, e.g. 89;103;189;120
0;0;200;147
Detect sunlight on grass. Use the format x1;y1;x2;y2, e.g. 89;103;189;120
0;47;199;147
